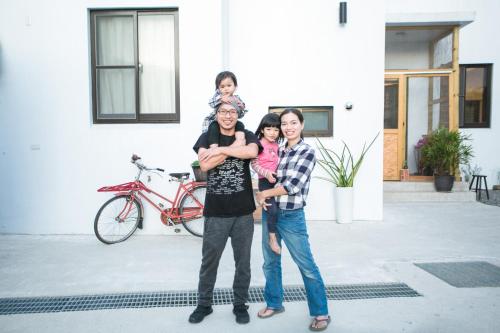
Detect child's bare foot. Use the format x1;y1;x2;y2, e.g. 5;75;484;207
269;233;281;255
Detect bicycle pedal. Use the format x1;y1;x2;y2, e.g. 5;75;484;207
174;228;181;233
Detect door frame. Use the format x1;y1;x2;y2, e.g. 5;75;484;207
384;71;455;181
384;74;407;180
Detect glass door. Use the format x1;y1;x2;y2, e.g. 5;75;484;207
406;75;450;175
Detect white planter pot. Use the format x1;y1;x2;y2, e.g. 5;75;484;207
335;187;353;224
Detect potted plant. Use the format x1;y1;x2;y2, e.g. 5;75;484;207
420;127;473;192
316;133;379;224
191;160;207;182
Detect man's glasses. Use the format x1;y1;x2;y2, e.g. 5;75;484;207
218;109;238;117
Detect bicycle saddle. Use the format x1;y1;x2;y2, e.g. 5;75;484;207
169;172;190;179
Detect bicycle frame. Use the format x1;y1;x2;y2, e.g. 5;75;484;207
97;179;205;225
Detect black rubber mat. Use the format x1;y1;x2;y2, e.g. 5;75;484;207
415;261;500;288
0;282;420;315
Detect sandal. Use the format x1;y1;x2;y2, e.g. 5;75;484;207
257;306;285;319
309;315;331;331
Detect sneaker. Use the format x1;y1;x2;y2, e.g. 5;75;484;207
233;304;250;324
188;305;213;323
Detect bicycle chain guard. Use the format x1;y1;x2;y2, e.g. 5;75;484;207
160;209;182;225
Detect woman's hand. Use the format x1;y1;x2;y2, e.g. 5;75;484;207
265;172;277;184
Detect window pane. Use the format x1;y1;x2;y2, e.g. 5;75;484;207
303;111;329;131
432;76;449;130
384;79;398;129
96;16;135;66
268;106;332;136
464;67;486;124
432;32;452;69
138;13;176;114
97;68;136;119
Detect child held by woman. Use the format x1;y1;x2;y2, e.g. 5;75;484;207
251;113;283;255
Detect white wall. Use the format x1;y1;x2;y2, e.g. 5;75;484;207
386;0;500;187
385;41;429;69
0;0;224;234
226;0;385;221
0;0;383;235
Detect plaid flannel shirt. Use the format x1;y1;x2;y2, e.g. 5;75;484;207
275;139;316;210
202;90;247;132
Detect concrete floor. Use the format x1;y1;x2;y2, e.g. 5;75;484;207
1;201;500;332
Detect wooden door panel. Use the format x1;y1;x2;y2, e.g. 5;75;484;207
384;131;399;180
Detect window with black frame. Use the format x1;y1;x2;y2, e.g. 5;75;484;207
269;106;333;137
90;9;179;123
459;64;492;128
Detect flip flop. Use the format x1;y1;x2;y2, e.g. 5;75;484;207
309;315;331;331
257;306;285;319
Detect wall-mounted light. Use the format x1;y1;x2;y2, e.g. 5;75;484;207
339;2;347;25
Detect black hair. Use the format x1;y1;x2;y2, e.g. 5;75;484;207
279;108;304;139
255;113;284;143
215;71;238;89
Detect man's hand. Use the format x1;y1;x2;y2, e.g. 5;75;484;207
199;147;222;162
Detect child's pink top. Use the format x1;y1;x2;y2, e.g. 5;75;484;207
251;139;279;179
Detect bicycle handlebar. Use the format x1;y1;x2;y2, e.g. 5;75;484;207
131;154;164;173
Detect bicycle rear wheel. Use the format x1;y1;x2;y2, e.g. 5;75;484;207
94;195;142;244
179;185;206;237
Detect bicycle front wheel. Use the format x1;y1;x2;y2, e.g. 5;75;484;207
94;195;142;244
179;185;206;237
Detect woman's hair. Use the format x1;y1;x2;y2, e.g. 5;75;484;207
279;108;304;139
215;71;238;89
255;113;284;142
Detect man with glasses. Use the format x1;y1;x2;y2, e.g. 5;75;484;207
190;102;262;324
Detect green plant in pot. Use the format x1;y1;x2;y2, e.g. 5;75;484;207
191;160;207;182
420;127;473;192
315;133;379;223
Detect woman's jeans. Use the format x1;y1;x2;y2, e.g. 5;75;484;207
261;208;329;316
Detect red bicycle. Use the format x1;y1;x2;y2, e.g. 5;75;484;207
94;154;206;244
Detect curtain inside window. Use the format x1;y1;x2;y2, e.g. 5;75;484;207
96;15;135;118
138;14;176;114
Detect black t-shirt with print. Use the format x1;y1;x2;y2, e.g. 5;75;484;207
193;130;262;217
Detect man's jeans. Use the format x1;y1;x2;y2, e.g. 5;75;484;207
262;208;329;316
197;214;254;307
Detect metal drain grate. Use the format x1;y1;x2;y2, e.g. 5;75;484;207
415;261;500;288
0;282;420;316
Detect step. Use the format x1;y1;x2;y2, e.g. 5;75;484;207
383;181;470;192
384;191;477;203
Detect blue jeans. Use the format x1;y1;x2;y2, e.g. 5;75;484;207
261;208;329;316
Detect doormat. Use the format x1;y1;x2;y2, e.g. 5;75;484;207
415;261;500;288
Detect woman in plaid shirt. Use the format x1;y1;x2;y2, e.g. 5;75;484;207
255;109;330;331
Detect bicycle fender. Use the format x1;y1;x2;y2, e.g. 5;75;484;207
113;192;145;229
